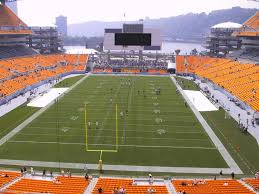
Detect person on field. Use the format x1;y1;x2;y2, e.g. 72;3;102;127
231;172;235;179
84;173;89;181
42;169;46;176
30;167;34;176
148;174;153;185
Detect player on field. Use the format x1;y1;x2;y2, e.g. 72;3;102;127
120;111;124;118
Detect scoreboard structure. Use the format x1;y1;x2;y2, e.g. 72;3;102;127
103;24;162;51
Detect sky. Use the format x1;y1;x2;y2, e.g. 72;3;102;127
14;0;259;26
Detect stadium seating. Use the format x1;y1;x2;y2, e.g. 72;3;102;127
148;69;168;74
1;170;259;194
233;11;259;37
93;59;168;74
0;4;33;37
0;171;21;188
93;68;113;73
0;54;88;100
0;46;37;59
172;179;255;194
243;178;259;191
3;176;89;194
121;68;140;73
176;55;259;111
92;178;168;194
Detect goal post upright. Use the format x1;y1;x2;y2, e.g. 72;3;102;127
116;103;119;151
84;103;88;151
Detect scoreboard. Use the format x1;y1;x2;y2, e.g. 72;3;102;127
115;33;151;46
104;24;162;51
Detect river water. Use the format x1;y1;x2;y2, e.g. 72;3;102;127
65;41;204;55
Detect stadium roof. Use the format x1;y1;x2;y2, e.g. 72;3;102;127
0;4;32;35
211;22;242;29
243;11;259;29
233;11;259;37
0;4;27;27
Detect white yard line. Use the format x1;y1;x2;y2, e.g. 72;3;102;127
0;74;237;175
17;133;208;141
0;74;90;147
8;141;216;150
19;128;204;135
25;124;204;129
171;76;243;174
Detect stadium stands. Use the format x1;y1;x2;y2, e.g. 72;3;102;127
243;178;259;192
3;176;90;194
0;171;21;188
1;170;259;193
0;46;38;59
243;11;259;29
232;11;259;59
176;55;259;111
0;4;32;35
0;54;88;103
172;179;255;194
93;59;168;74
92;178;169;194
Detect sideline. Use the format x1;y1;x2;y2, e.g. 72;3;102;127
0;159;232;174
171;76;243;174
0;74;90;147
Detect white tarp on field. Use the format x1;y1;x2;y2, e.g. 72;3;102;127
27;88;69;108
183;90;218;112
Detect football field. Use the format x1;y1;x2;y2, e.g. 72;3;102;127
0;75;228;168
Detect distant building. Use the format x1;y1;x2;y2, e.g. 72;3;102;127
56;15;67;36
6;1;18;16
204;22;242;57
28;26;63;54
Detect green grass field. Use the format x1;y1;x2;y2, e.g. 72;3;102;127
0;75;228;168
175;76;259;174
0;106;38;139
